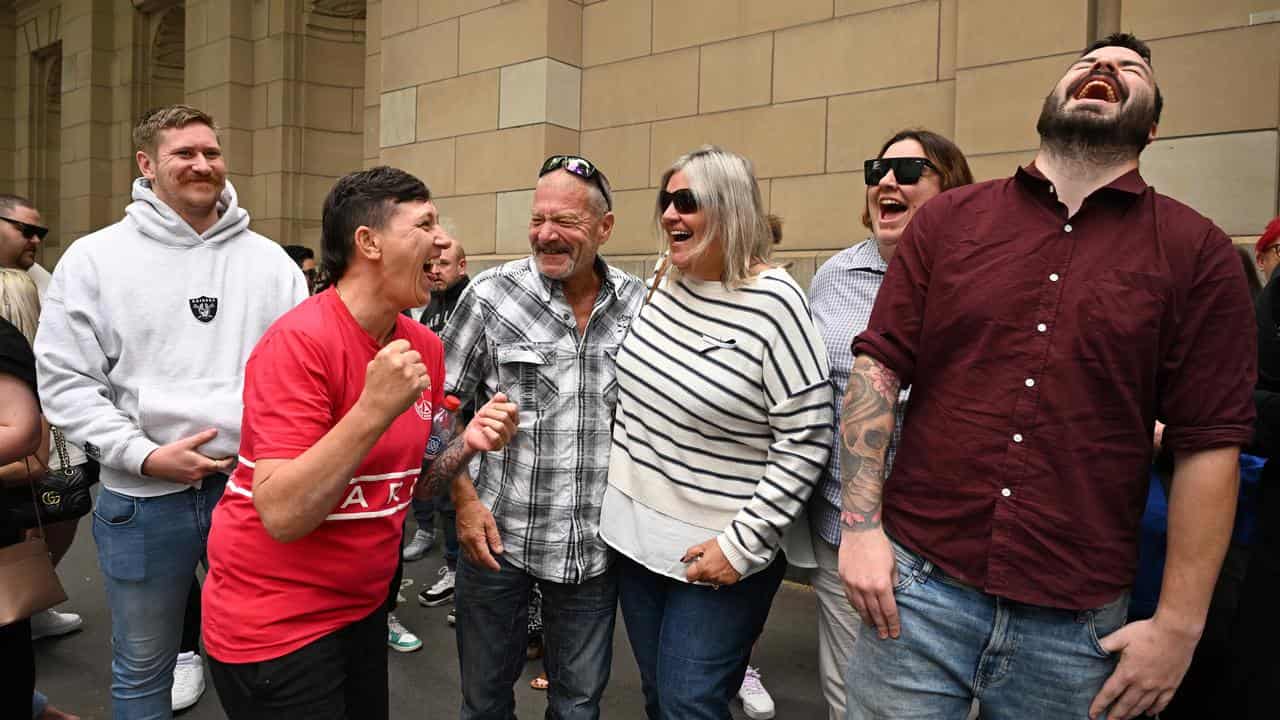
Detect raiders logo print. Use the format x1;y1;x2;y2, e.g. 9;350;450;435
189;296;218;323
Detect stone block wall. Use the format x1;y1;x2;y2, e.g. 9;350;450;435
3;0;1278;282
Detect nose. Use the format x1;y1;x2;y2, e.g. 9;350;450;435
878;169;899;189
660;200;680;223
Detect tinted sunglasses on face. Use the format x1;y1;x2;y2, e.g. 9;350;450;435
658;189;698;215
0;216;49;241
864;157;938;186
539;155;613;211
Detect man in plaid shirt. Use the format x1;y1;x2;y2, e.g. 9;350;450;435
426;155;643;719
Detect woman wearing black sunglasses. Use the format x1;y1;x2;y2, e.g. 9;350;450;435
601;145;833;719
807;128;972;719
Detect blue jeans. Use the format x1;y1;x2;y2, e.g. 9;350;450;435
93;475;226;720
845;540;1129;720
617;555;787;720
455;554;617;719
412;495;459;565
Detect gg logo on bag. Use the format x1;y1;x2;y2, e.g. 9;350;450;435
41;490;61;507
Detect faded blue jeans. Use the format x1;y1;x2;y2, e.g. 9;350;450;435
93;475;226;720
455;554;617;719
846;539;1129;720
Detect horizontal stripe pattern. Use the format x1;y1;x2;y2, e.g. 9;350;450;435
607;268;834;574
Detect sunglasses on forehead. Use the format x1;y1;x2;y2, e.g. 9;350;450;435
864;157;938;186
539;155;613;211
658;189;698;215
0;216;49;241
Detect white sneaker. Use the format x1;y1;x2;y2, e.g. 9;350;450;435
30;609;83;640
387;613;423;652
171;652;206;711
737;666;775;720
418;566;456;607
402;528;436;561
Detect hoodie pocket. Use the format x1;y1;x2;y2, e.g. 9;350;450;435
137;377;244;459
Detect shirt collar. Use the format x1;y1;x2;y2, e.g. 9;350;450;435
841;237;889;273
525;255;619;303
1016;161;1149;197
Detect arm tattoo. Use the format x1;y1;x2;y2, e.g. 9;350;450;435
839;355;901;532
422;433;472;499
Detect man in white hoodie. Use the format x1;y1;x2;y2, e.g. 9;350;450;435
34;104;308;720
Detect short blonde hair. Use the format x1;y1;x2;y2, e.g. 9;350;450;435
0;269;41;344
133;104;218;156
655;146;773;288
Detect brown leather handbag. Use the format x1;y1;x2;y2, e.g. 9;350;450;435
0;465;68;626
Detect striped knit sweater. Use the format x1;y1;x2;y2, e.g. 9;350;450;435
606;267;834;574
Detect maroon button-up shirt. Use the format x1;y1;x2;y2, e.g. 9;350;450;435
853;164;1256;610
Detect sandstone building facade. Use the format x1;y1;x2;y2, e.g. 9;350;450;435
3;0;1279;284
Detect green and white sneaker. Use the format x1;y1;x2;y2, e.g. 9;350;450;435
387;614;422;653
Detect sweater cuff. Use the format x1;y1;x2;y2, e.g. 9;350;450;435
119;435;163;478
717;533;756;577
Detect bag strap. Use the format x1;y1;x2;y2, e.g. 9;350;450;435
23;457;45;538
51;426;72;478
644;254;671;307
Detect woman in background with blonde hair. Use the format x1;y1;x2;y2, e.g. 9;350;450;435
602;146;833;718
0;268;80;720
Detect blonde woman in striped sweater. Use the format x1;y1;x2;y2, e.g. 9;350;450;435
602;146;833;719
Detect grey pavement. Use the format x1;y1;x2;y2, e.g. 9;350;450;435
34;515;825;719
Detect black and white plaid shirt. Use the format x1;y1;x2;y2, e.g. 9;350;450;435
442;256;644;584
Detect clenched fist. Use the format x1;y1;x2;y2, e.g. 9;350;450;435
360;339;431;422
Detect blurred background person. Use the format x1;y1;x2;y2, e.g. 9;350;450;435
0;268;79;720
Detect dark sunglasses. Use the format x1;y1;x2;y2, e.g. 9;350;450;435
539;155;613;211
864;157;938;186
658;189;698;215
0;216;49;241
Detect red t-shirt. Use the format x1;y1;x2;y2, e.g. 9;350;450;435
202;288;444;663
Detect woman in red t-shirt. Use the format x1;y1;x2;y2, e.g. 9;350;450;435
202;167;517;720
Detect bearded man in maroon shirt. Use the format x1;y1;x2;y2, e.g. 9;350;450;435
838;33;1255;720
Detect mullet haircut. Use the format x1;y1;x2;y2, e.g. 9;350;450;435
316;166;430;292
1084;32;1163;124
132;104;218;156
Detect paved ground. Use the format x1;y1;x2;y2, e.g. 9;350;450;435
34;512;825;719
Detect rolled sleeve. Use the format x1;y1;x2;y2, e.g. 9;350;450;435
1159;228;1256;453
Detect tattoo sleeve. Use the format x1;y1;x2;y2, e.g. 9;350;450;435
839;355;901;532
423;425;473;499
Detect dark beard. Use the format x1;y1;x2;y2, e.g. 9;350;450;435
1035;90;1155;165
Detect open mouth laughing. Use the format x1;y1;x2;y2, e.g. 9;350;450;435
1072;74;1122;103
877;198;908;225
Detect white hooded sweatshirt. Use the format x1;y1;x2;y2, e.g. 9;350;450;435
35;178;309;497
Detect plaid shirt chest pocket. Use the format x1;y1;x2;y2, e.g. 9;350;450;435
496;343;560;415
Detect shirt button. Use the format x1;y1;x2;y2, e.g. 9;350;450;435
1013;433;1023;443
1049;273;1060;282
1064;224;1073;233
1037;323;1048;332
1001;488;1012;498
1025;378;1035;387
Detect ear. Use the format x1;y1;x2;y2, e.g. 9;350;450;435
458;256;467;271
1146;123;1158;146
354;225;381;261
136;150;157;181
597;211;615;246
